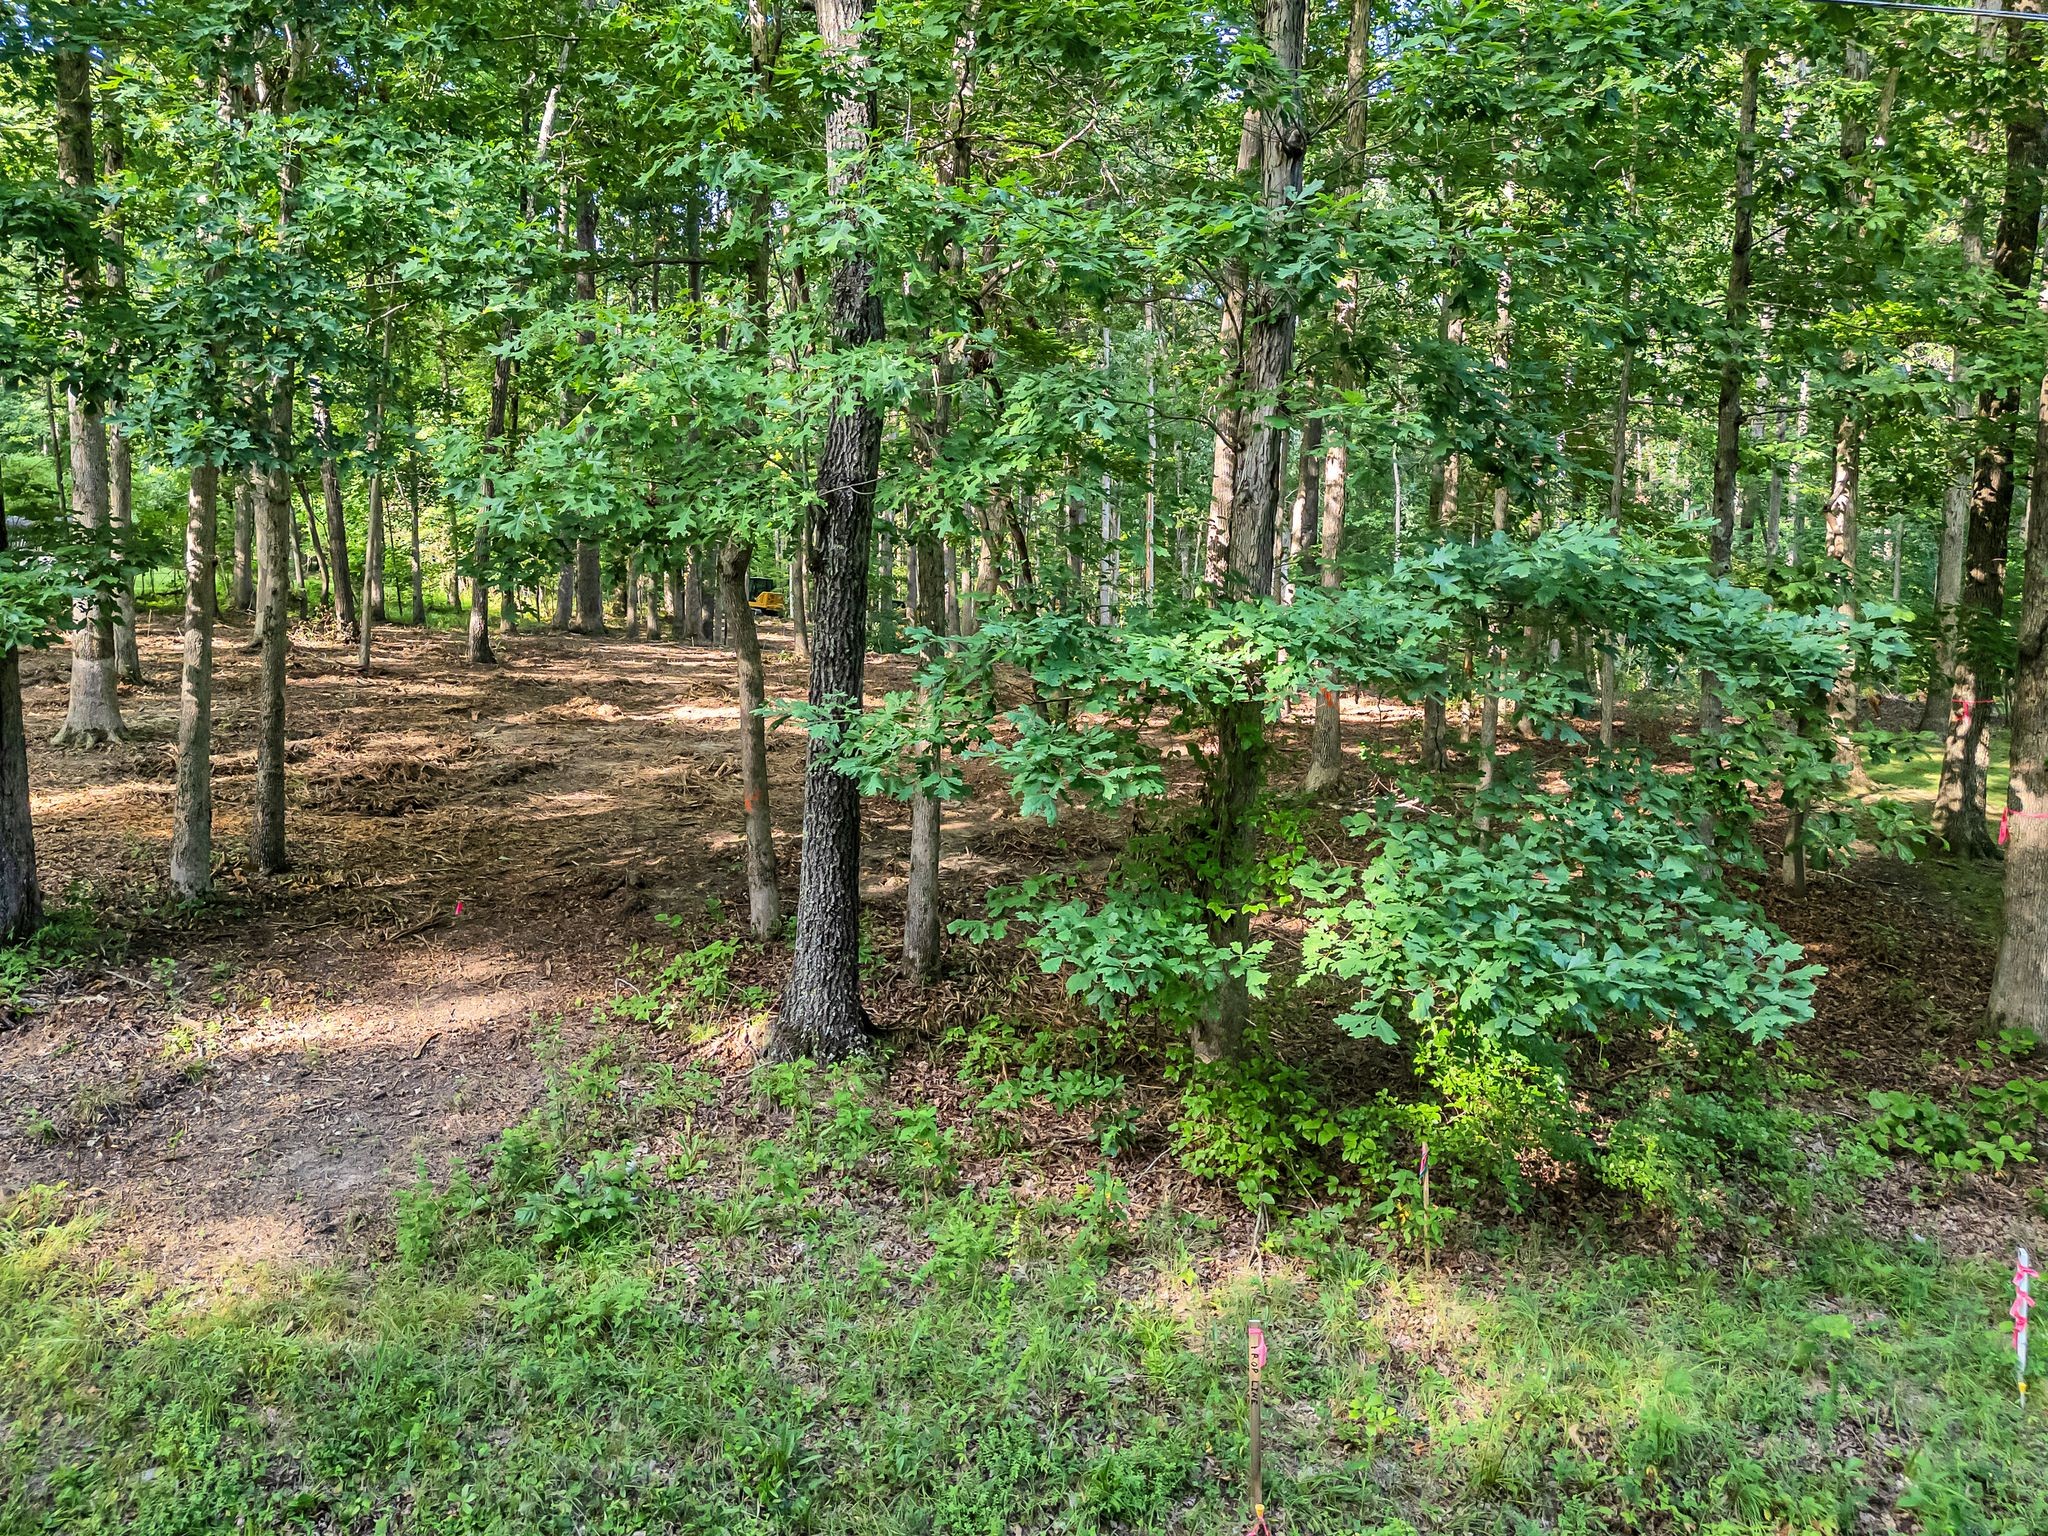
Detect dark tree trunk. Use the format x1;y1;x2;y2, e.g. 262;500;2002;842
682;556;705;643
1993;407;2048;1036
575;539;606;635
1195;0;1309;1062
1939;7;2046;856
233;473;257;611
554;557;574;630
772;0;886;1063
311;383;358;640
254;379;293;874
0;495;41;936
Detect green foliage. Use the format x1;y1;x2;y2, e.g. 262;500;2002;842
1297;758;1821;1051
5;1160;2047;1534
1859;1079;2048;1175
512;1150;651;1253
0;902;115;1010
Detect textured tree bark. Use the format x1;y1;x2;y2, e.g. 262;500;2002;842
170;464;217;897
51;43;125;747
311;384;359;640
553;558;574;630
772;0;885;1063
624;551;642;639
1202;112;1264;590
575;540;606;635
1281;416;1323;604
903;529;946;983
1305;439;1348;792
719;543;783;943
0;496;41;937
1992;425;2048;1036
667;568;687;642
254;381;293;875
682;556;705;644
1195;0;1309;1063
103;99;142;686
1938;5;2045;856
233;474;257;612
1918;376;1974;731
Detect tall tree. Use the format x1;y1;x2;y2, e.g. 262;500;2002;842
1937;2;2046;856
1992;381;2048;1036
50;42;125;747
0;497;40;937
771;0;888;1062
1194;0;1310;1061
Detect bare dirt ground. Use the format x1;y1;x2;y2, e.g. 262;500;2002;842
1;611;2038;1283
0;612;928;1280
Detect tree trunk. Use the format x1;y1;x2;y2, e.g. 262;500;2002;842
789;542;810;659
1305;438;1348;792
1710;49;1761;575
575;539;606;635
554;557;574;630
1609;342;1633;522
1195;0;1309;1062
109;425;142;683
1822;411;1869;782
668;567;688;642
681;556;705;643
0;494;41;937
104;101;142;686
1281;415;1323;604
1992;411;2048;1035
719;543;783;943
51;43;124;747
170;463;217;896
406;462;425;624
1919;371;1974;732
254;380;293;874
1419;298;1465;772
772;0;886;1064
233;473;257;611
1938;6;2046;856
311;384;359;640
469;348;509;666
904;529;946;982
364;325;390;625
624;551;642;638
1203;111;1265;591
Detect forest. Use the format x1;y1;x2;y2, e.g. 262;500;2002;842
3;0;2048;1529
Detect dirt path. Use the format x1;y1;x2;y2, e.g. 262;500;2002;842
0;613;924;1280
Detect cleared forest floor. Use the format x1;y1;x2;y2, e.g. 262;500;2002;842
3;613;2046;1532
3;610;2037;1274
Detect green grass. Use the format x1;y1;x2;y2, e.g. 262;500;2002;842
3;1050;2044;1536
1866;730;2011;820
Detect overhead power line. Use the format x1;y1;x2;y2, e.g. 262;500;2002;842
1805;0;2048;21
